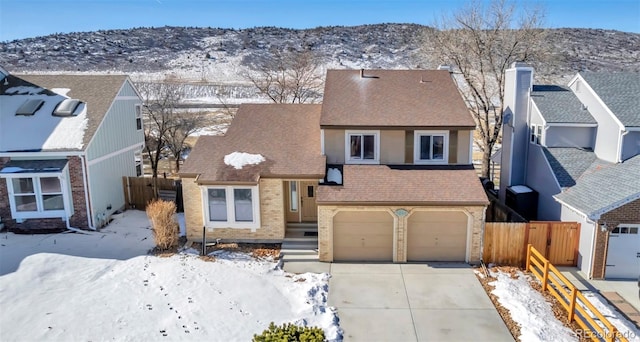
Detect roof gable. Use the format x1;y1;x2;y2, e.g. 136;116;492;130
579;72;640;127
320;69;475;128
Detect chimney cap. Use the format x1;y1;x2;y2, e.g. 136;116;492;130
511;61;531;68
437;64;452;72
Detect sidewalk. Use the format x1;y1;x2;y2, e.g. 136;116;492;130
559;267;640;328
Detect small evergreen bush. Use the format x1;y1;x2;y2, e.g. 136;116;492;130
146;200;179;250
253;322;325;342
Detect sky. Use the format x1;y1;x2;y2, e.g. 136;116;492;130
0;0;639;42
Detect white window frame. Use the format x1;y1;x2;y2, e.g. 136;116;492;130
345;130;380;164
289;181;298;212
135;104;143;131
202;185;260;230
3;172;71;220
612;223;639;235
530;124;542;144
414;130;449;164
134;150;143;177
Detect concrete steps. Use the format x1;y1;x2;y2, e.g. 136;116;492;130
281;222;319;265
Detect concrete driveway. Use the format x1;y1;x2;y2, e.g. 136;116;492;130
328;263;513;342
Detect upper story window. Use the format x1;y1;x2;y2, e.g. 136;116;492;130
414;130;449;164
530;124;542;144
345;130;380;164
204;185;260;229
135;105;143;131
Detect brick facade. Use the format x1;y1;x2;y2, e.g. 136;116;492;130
0;156;90;231
591;198;640;279
318;205;486;263
183;177;286;243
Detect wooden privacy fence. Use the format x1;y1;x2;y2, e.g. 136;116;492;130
483;221;580;267
526;245;628;342
122;176;181;211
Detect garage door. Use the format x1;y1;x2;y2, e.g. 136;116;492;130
407;211;468;262
605;224;640;279
333;211;393;261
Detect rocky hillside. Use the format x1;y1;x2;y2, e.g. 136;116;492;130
1;24;639;85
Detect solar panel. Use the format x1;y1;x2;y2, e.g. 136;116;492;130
53;99;82;116
15;99;45;116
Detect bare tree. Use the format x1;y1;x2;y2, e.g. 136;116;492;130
244;48;324;103
427;0;547;178
163;110;209;173
136;82;184;179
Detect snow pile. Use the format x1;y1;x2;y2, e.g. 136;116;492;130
0;210;341;341
327;167;342;184
42;106;88;150
224;151;265;169
581;292;640;342
489;269;577;342
5;86;44;95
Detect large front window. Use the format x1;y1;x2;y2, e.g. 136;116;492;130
345;130;379;164
6;175;67;219
414;131;449;164
205;186;260;229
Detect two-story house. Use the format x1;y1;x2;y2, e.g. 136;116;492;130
180;69;488;264
0;68;145;232
499;62;640;279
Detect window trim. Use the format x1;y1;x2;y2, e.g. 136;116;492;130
3;172;71;220
345;130;380;164
289;181;298;212
134;150;143;177
530;124;542;145
135;104;143;131
413;130;449;164
202;185;260;230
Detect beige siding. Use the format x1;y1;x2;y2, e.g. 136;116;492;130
324;129;345;164
333;211;394;261
380;130;405;164
456;130;472;164
407;211;468;261
184;178;286;242
319;205;486;263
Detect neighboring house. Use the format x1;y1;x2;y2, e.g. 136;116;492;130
499;62;640;279
181;69;488;264
0;67;145;231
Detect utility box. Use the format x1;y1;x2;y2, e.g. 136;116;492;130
506;185;538;221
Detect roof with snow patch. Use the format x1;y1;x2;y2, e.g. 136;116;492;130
0;74;129;152
180;104;326;183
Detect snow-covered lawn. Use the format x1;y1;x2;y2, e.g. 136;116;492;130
0;210;341;341
481;268;640;342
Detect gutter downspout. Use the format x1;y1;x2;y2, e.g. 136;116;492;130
80;155;96;230
65;215;89;234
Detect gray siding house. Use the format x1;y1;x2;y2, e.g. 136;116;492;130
0;68;145;231
499;63;640;279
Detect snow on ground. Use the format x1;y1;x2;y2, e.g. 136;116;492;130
224;151;265;169
0;210;341;341
581;292;640;342
488;269;577;342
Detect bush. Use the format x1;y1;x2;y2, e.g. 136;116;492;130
253;322;325;342
146;200;179;250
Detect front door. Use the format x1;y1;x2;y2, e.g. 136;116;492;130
300;181;318;222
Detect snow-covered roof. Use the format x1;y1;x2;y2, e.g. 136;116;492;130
0;73;129;152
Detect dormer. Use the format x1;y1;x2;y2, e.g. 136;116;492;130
319;69;476;166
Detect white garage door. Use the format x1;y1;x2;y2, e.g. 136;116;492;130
333;211;394;262
605;224;640;279
407;211;468;262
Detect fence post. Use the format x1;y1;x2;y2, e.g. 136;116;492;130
567;287;577;322
542;260;550;291
525;244;532;272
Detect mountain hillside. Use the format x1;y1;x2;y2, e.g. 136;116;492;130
1;24;639;86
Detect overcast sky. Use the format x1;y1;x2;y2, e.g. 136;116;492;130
1;0;639;41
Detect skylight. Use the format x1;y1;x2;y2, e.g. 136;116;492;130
53;99;82;117
15;99;45;116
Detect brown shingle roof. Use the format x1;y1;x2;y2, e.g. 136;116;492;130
181;104;326;183
320;69;475;128
16;74;129;150
317;165;488;205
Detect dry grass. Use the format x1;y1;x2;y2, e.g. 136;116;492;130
146;200;180;251
191;242;281;260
